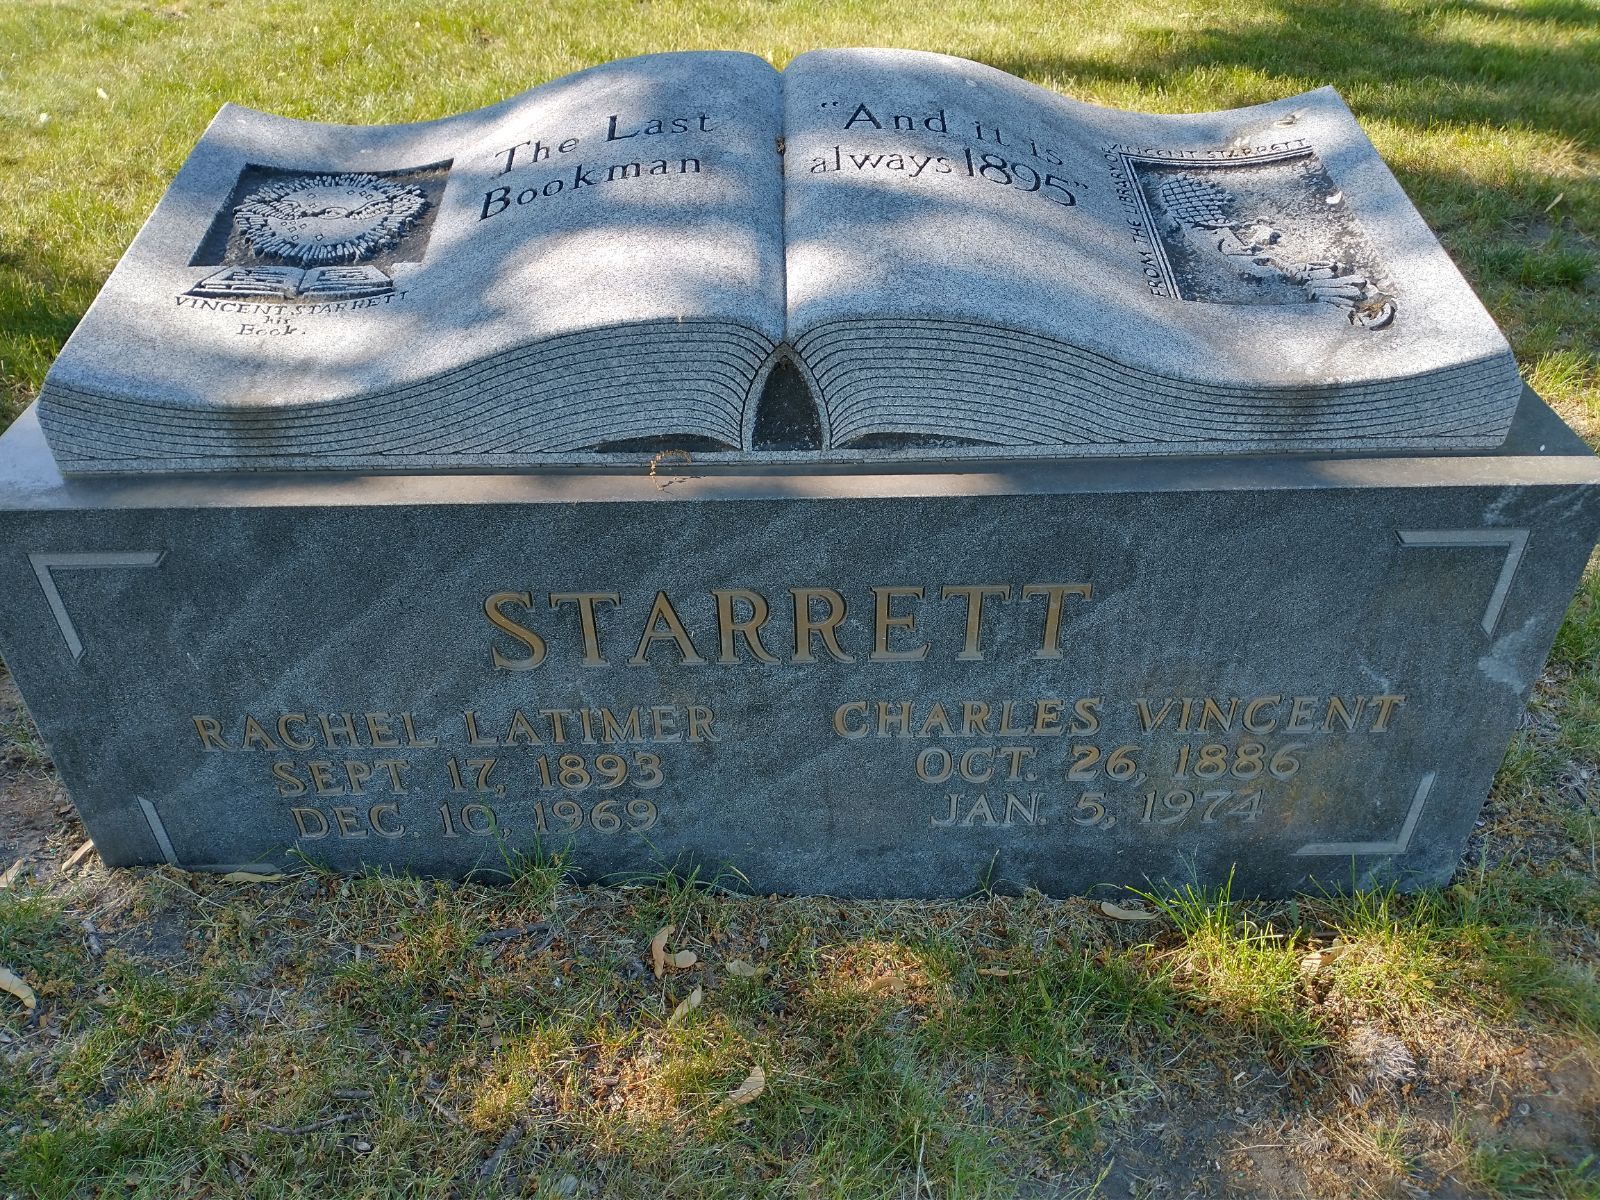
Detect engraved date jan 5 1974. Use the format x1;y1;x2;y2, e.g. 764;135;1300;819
930;787;1266;831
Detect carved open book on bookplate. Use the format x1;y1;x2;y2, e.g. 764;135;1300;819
36;50;1522;473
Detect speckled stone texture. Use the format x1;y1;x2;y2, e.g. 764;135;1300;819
782;53;1522;457
38;51;787;472
1;390;1595;897
38;50;1520;473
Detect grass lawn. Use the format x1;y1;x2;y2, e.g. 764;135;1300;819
2;0;1600;1195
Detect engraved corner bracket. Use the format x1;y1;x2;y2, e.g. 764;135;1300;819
29;550;165;661
136;796;180;865
1293;770;1435;857
1397;528;1529;638
137;795;277;874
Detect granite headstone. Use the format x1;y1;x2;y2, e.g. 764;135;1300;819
1;50;1596;896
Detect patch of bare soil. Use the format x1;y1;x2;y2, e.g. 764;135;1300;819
1091;1042;1600;1198
0;663;83;884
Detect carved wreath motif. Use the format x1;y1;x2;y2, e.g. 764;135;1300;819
232;173;429;266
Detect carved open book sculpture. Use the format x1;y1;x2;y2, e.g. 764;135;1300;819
37;49;1523;473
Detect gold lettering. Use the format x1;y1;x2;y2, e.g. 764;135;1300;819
714;588;778;664
504;710;543;746
370;804;404;838
877;700;913;738
374;759;410;792
1286;696;1318;733
400;713;437;748
277;713;314;751
364;712;401;748
240;715;279;752
997;701;1029;737
686;706;717;742
319;713;358;748
540;708;571;744
918;702;955;738
192;716;230;751
290;807;329;839
961;701;992;736
962;794;997;826
997;746;1035;780
463;710;499;747
1198;697;1238;733
1135;698;1174;732
1070;697;1101;735
649;706;680;742
959;747;994;783
1370;694;1406;732
1003;792;1040;826
835;701;869;739
485;591;546;671
1243;696;1280;734
550;592;621;666
871;586;928;662
629;592;707;666
308;761;344;795
271;761;305;797
918;748;954;782
461;803;496;835
332;806;366;838
1032;699;1064;736
791;587;853;663
343;760;372;794
1323;695;1365;732
1022;583;1092;659
600;707;642;744
940;584;1010;661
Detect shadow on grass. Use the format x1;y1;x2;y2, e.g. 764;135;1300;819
9;860;1598;1198
0;239;102;429
985;0;1600;145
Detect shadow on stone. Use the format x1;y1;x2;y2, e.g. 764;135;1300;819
751;356;823;451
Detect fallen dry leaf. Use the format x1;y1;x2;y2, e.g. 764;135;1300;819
61;839;95;873
670;985;703;1023
1299;944;1352;975
1099;900;1158;922
0;965;38;1012
668;949;698;970
650;924;673;979
976;967;1028;977
725;1064;765;1107
725;959;763;979
221;870;287;883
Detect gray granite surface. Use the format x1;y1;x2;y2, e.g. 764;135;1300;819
38;50;1521;472
784;52;1521;454
39;51;787;471
2;390;1595;896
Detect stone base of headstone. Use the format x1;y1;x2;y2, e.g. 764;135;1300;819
1;389;1596;897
